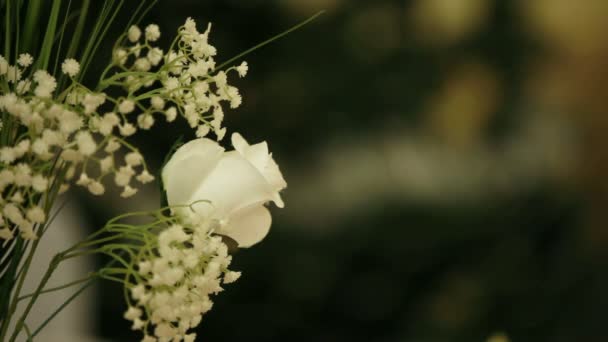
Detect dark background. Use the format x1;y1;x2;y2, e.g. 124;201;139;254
73;1;608;341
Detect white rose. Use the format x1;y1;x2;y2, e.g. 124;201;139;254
162;132;286;247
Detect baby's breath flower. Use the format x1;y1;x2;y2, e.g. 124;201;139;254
119;123;136;136
120;185;138;198
31;174;48;192
0;228;14;240
125;152;143;166
136;170;155;184
236;61;248;77
17;53;33;67
0;55;8;75
75;131;97;156
105;138;121;153
6;65;21;83
145;24;161;41
128;25;142;42
137;114;154;129
118;99;135;114
165;107;177;122
150;96;164;110
88;181;105;195
147;47;163;66
26;206;46;223
61;58;80;77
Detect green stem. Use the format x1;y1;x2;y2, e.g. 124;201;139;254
17;273;97;302
31;276;96;338
8;252;64;342
215;10;325;71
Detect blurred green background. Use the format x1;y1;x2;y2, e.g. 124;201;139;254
71;0;608;341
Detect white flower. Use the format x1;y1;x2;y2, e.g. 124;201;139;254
236;61;248;77
26;206;46;223
121;185;138;198
136;170;155;184
76;131;97;156
125;152;143;166
17;53;33;67
119;123;137;136
150;96;164;110
128;25;142;42
61;58;80;76
145;24;161;41
162;133;286;247
88;181;105;195
165;107;177;122
118;99;135;114
147;47;163;66
31;174;48;192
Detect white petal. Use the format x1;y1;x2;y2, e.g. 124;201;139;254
162;138;224;207
231;132;249;154
265;155;287;191
232;132;268;172
220;205;271;247
189;152;275;217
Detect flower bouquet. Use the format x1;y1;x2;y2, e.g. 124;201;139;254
0;1;318;340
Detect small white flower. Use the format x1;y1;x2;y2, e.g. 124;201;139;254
17;53;33;67
145;24;161;41
115;165;135;186
26;207;46;223
0;147;16;164
236;61;248;77
99;156;114;173
134;58;151;71
136;170;155;184
61;58;80;76
105;138;121;153
6;66;21;83
119;123;137;136
31;174;48;192
88;181;105;195
0;55;8;75
76;173;92;186
128;25;142;42
124;306;143;321
113;48;128;65
118;99;135;114
3;203;23;224
76;131;97;156
223;271;241;284
125;152;143;166
33;70;57;97
121;185;138;198
0;227;14;240
14;163;32;186
165;107;177;122
137;114;155;129
150;96;164;110
195;125;209;138
147;47;163;66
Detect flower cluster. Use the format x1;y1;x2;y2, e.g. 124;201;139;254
108;18;248;140
112;213;240;342
0;17;247;241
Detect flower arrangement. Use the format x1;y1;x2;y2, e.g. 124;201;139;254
0;1;318;341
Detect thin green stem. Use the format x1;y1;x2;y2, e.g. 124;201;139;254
8;252;64;342
215;10;325;71
17;273;97;302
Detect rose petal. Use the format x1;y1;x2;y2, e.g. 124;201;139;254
231;132;269;172
219;205;271;247
162;138;224;207
188;151;276;217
